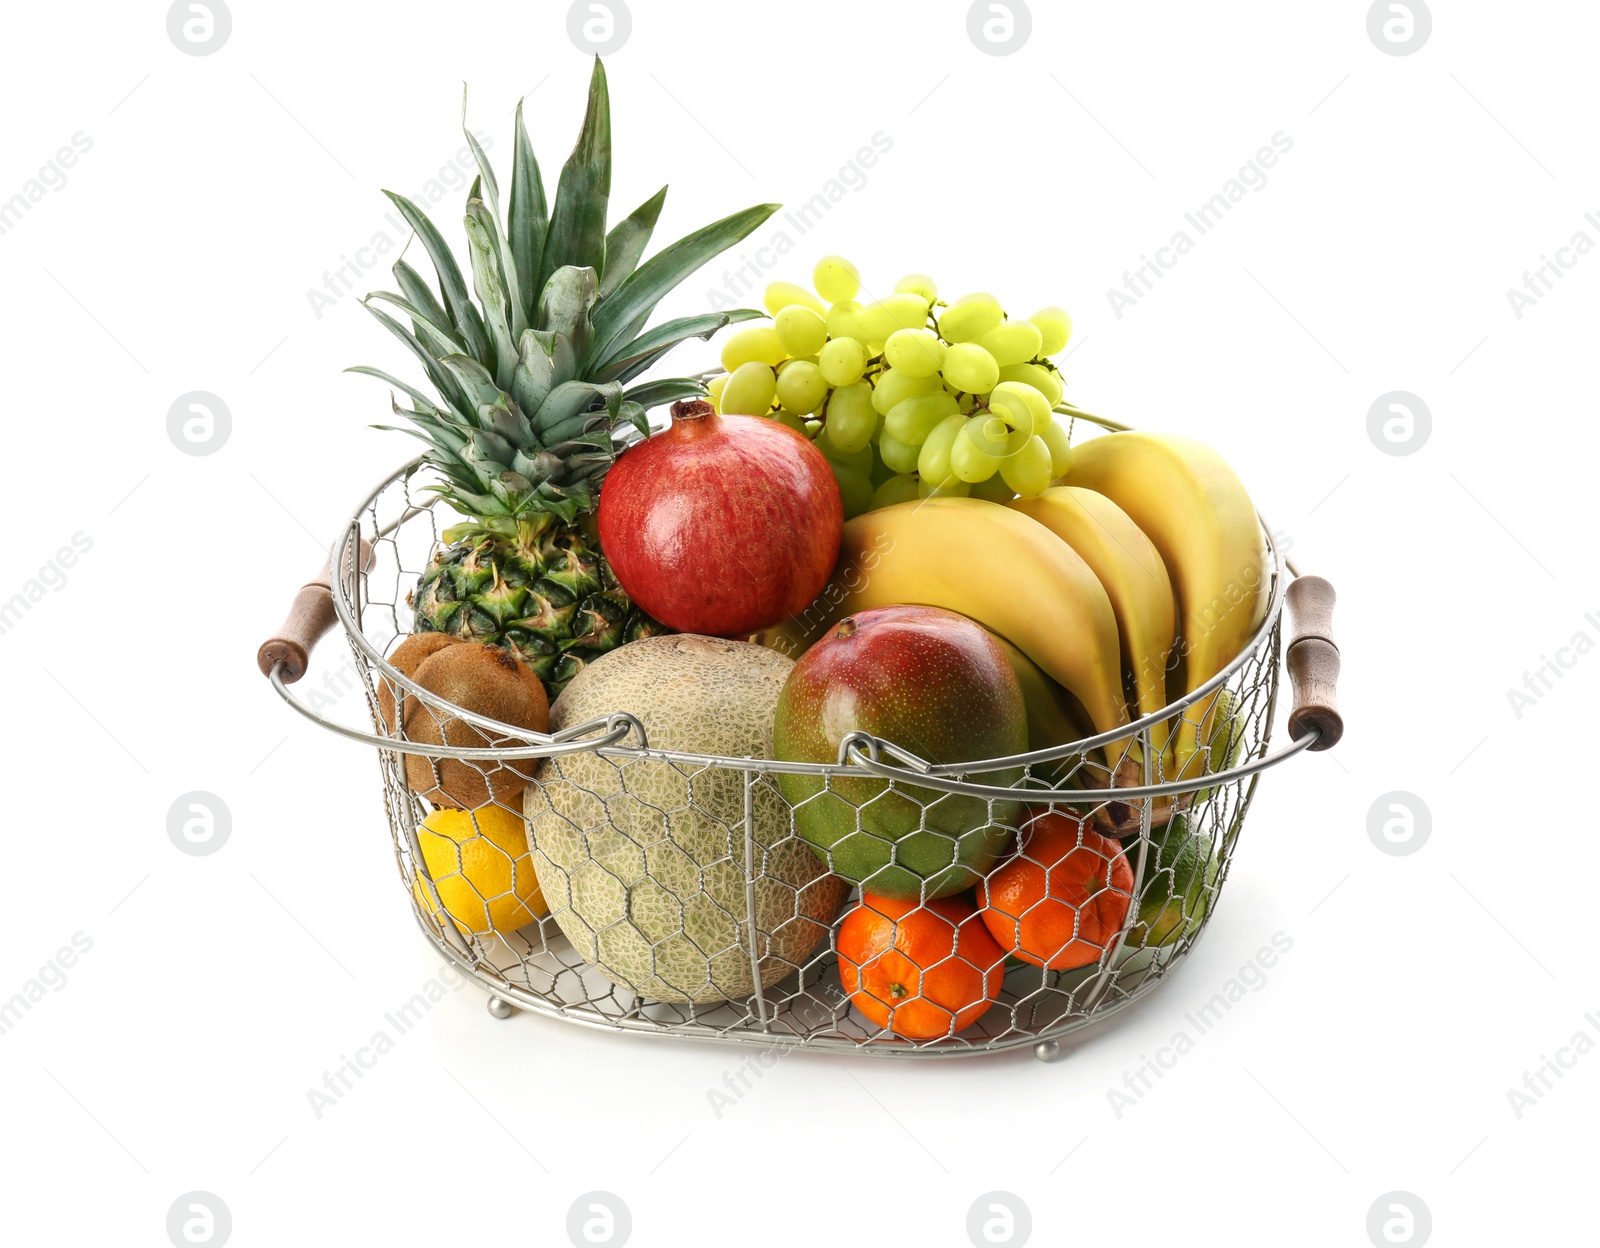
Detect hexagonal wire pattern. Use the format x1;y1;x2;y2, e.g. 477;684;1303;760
277;434;1296;1059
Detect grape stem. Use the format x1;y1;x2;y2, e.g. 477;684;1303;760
1055;402;1129;433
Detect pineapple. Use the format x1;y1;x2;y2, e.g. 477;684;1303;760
352;60;777;695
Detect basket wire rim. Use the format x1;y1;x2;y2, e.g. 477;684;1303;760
315;456;1291;794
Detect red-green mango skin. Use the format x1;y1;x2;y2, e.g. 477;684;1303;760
773;605;1029;901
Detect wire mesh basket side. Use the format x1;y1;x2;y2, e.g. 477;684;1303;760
335;460;1285;1056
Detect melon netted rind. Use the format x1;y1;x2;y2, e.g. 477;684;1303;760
524;635;848;1004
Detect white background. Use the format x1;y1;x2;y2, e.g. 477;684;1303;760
1;1;1594;1244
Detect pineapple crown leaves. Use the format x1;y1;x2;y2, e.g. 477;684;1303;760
348;57;779;523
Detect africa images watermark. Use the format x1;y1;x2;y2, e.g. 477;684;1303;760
0;132;93;239
1125;537;1290;700
305;961;471;1118
705;984;847;1119
301;651;365;715
304;134;493;320
1106;132;1295;320
1504;209;1600;320
0;533;94;639
1505;1008;1600;1119
1106;931;1294;1118
0;932;94;1038
706;132;894;313
765;530;899;660
1504;608;1600;719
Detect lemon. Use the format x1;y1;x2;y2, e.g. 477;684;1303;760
411;804;547;937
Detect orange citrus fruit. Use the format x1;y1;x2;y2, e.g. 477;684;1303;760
977;809;1133;969
837;893;1006;1040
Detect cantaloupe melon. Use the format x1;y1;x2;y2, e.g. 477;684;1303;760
524;635;847;1004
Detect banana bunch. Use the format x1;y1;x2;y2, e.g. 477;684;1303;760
1065;432;1266;779
1007;485;1176;754
766;429;1265;792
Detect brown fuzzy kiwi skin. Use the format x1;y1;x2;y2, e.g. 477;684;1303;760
377;633;463;733
401;643;551;809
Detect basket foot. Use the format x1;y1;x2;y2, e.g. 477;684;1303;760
1034;1039;1062;1063
487;995;516;1020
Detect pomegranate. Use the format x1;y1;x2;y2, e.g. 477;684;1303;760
598;399;843;637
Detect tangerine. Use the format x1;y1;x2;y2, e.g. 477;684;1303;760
977;809;1134;969
837;893;1006;1040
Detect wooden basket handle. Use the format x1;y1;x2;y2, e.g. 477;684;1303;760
1285;575;1343;751
256;540;373;684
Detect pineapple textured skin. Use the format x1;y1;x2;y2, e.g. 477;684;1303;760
411;517;668;697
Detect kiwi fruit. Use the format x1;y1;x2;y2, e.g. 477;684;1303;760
401;642;551;809
377;632;463;732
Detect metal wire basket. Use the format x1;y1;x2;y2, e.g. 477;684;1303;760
258;419;1342;1062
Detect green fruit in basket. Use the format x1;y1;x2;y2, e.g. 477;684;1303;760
885;392;960;445
869;473;920;510
878;431;922;475
812;254;864;300
721;325;787;372
991;381;1051;437
719;361;777;417
937;293;1004;343
1193;691;1247;804
829;461;875;520
998;436;1054;499
894;273;939;304
859;293;930;344
351;59;779;699
773;605;1029;901
950;420;1002;483
1124;815;1218;949
773;408;811;435
814;256;861;304
1029;307;1073;355
824;301;866;343
813;424;872;477
916;413;968;487
868;441;896;489
764;281;826;317
775;359;829;414
872;367;941;415
823;382;877;454
775;305;828;357
977;320;1044;368
997;362;1064;408
883;328;944;378
941;342;1001;395
1038;418;1073;478
525;635;847;1004
917;476;969;500
969;474;1018;504
818;336;869;387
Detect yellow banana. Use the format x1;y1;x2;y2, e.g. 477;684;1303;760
1064;432;1265;778
990;634;1093;755
1006;486;1177;751
993;631;1178;834
780;498;1132;753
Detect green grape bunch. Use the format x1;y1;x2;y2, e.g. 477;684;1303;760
707;257;1075;518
